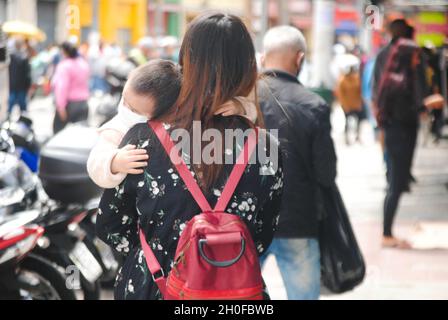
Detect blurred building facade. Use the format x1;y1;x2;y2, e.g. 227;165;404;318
67;0;147;50
147;0;182;37
1;0;447;53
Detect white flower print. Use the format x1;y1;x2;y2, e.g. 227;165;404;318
138;181;145;188
144;173;165;198
138;250;144;264
127;279;134;293
156;210;165;219
122;215;129;225
213;189;221;197
137;140;149;149
151;238;163;251
179;223;186;236
115;236;129;253
114;184;125;200
170;172;180;186
238;201;250;212
260;161;277;176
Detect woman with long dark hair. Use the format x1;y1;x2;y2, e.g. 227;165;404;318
96;13;283;300
377;39;420;248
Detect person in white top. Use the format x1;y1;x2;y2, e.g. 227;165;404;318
87;59;257;189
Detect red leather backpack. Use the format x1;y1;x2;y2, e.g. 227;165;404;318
139;120;263;300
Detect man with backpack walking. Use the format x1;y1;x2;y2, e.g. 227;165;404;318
258;26;337;300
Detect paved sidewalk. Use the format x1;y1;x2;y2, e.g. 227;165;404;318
262;122;448;300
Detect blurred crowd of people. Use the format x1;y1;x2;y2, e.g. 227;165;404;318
6;34;180;131
329;18;447;248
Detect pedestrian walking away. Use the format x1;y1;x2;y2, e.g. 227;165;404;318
376;39;422;249
258;25;337;300
335;65;364;145
52;42;90;134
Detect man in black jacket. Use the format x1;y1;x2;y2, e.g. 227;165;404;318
258;26;337;300
8;39;31;114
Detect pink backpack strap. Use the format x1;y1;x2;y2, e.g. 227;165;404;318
139;229;167;298
214;128;258;212
149;121;213;212
140;121;258;298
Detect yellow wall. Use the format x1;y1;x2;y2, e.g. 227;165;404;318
68;0;93;38
68;0;146;45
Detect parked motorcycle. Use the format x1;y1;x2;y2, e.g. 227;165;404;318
2;115;40;173
0;121;112;300
7;116;122;289
0;196;76;299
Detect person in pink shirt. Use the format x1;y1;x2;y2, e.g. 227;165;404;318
52;42;90;133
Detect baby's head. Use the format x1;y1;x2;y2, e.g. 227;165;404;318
122;59;182;119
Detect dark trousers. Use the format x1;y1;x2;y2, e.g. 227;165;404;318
383;125;417;237
431;109;444;139
8;90;28;113
53;100;89;134
344;110;365;144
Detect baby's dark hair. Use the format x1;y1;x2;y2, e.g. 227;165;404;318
128;59;182;119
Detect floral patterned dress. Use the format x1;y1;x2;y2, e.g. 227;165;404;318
96;119;284;300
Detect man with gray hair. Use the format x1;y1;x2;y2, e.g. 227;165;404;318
258;26;337;300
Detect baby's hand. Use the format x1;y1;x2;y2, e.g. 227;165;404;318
111;145;149;175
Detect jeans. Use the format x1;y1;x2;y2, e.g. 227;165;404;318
260;238;320;300
8;90;28;113
90;76;109;93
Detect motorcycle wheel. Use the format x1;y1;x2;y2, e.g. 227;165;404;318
80;220;120;288
30;248;102;300
19;254;77;300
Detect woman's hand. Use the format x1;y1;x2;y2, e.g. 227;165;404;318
214;97;258;123
111;145;149;175
214;99;246;117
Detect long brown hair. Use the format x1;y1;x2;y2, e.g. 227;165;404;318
161;13;262;191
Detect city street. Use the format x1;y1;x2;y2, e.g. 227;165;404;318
264;112;448;300
27;97;448;300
